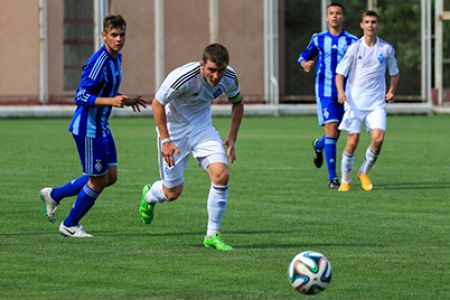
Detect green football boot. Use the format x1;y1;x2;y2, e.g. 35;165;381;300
203;234;234;251
139;184;155;224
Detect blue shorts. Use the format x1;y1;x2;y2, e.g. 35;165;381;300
73;133;118;177
316;97;344;126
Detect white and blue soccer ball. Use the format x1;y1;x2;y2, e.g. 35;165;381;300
288;250;332;295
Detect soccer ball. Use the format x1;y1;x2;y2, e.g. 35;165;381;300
288;251;332;295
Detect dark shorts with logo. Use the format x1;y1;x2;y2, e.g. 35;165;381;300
73;133;117;177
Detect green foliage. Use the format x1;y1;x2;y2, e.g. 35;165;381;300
377;0;421;95
1;116;450;299
283;0;321;98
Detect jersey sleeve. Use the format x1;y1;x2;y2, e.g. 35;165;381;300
387;46;399;76
298;34;318;64
74;60;106;106
224;67;242;104
336;43;357;77
155;70;185;105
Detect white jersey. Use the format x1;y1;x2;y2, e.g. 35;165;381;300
155;62;241;140
336;37;399;111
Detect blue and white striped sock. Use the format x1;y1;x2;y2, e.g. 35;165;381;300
51;175;89;203
64;184;99;227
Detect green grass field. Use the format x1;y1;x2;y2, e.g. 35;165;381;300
1;115;450;299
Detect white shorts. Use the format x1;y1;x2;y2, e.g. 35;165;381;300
157;126;228;188
339;108;386;133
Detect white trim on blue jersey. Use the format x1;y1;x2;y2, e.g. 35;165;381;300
298;30;357;100
69;46;123;138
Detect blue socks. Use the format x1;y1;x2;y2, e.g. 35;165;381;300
50;175;89;203
324;137;338;180
64;184;100;227
315;136;325;151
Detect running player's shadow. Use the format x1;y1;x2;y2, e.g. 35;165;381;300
233;242;382;249
376;180;450;190
189;242;382;249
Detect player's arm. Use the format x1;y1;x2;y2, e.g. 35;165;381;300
75;65;134;108
298;35;318;73
122;95;148;112
224;96;244;163
300;60;315;73
78;80;146;111
95;95;129;107
74;77;127;107
335;74;347;104
335;44;355;104
386;47;400;103
386;74;399;103
152;98;179;167
74;59;129;108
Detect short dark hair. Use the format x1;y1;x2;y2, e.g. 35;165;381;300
202;43;229;66
327;2;345;15
361;10;380;22
103;14;126;32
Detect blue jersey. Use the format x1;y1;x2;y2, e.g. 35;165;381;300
298;30;357;100
69;45;123;138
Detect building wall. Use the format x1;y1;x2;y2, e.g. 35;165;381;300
220;0;264;99
1;0;39;101
0;0;265;103
48;0;64;101
112;0;155;97
165;0;210;72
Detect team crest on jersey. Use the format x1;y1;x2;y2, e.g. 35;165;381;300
213;88;223;98
164;166;171;176
377;54;385;63
95;159;103;172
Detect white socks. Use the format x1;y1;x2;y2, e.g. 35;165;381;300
359;146;378;175
145;180;228;237
206;183;229;237
341;151;355;183
145;180;167;204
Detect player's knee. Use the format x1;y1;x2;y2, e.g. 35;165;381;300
165;191;181;201
346;141;358;153
372;136;384;147
107;174;118;187
211;169;229;186
164;185;183;201
88;179;108;192
106;167;118;187
371;140;383;152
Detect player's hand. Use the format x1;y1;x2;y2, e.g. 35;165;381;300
110;95;128;107
301;60;315;73
385;92;395;103
162;141;180;167
224;138;236;163
123;95;147;112
338;93;347;104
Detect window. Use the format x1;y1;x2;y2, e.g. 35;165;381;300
64;0;94;91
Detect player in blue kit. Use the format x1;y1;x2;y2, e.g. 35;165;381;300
298;2;357;189
39;15;146;237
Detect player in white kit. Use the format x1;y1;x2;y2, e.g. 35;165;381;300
139;44;244;250
335;10;399;192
